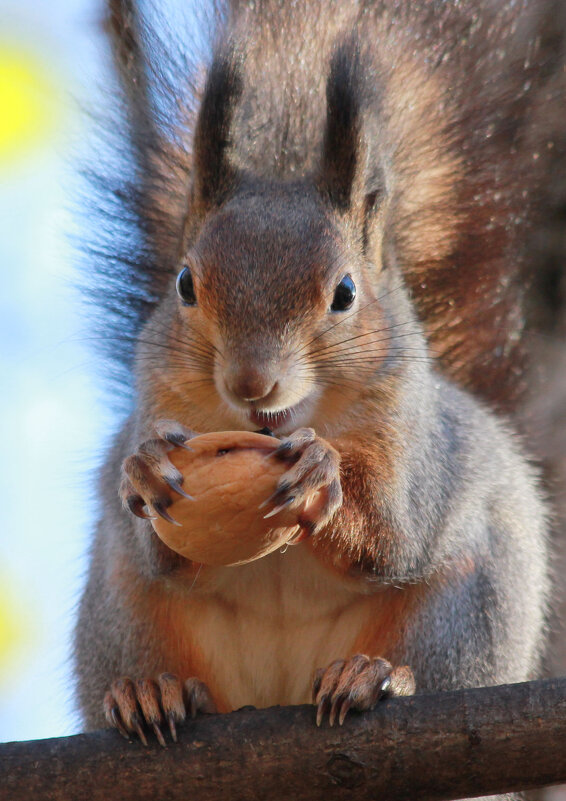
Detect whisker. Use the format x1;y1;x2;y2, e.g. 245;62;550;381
297;282;409;357
133;341;213;362
315;358;434;373
85;330;215;365
314;371;430;393
149;318;223;360
163;376;217;394
308;330;425;363
133;334;215;363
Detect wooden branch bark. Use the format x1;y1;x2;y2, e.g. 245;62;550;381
2;677;566;801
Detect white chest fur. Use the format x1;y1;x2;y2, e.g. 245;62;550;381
183;544;378;710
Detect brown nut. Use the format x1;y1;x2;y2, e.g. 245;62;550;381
151;431;314;566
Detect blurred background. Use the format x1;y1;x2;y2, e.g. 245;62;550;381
0;0;115;741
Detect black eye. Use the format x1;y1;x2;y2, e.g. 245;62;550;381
331;274;356;312
176;266;197;306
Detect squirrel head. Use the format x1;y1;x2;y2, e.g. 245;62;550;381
137;39;423;435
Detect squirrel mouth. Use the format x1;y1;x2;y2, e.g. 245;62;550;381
249;406;292;430
247;395;315;433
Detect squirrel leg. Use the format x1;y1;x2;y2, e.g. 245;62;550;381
119;420;198;524
264;427;343;532
313;655;415;727
104;673;217;746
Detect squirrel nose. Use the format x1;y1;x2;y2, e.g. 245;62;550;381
226;366;278;402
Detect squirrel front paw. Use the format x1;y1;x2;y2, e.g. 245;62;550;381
313;655;415;726
104;673;217;746
119;420;197;524
264;427;343;533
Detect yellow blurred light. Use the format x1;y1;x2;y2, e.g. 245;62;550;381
0;573;35;684
0;45;60;163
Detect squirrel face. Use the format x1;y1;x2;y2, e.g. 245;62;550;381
134;43;425;436
140;180;403;437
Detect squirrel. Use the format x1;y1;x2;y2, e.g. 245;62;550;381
74;0;558;790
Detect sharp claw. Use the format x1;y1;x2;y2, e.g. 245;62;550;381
153;722;167;748
132;715;148;747
312;671;323;702
164;433;194;451
380;676;392;696
262;448;282;461
275;442;294;457
153;503;182;526
110;706;131;741
175;441;194;451
259;481;292;510
338;698;352;726
258;489;278;509
165;477;195;500
263;496;295;519
126;496;152;520
329;695;344;727
316;696;328;727
263;441;294;461
167;713;178;742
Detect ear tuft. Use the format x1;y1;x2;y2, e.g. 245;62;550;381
318;38;366;211
192;44;243;210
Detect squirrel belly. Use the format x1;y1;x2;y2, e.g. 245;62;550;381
97;544;421;713
74;0;552;763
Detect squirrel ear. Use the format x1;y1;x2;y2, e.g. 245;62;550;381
191;45;243;213
318;38;368;212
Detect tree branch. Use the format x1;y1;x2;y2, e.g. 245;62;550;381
3;678;566;801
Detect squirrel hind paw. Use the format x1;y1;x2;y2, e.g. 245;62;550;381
103;673;217;746
312;656;415;727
